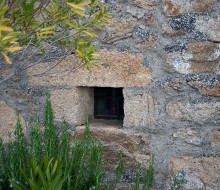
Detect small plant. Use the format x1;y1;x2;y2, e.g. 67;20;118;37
142;155;154;190
0;92;154;190
132;155;154;190
132;165;141;190
10;157;67;190
167;170;188;190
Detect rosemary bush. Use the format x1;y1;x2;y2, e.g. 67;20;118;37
0;93;154;190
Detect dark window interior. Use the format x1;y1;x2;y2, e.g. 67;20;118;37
94;87;124;120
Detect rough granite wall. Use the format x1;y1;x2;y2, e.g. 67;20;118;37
1;0;220;189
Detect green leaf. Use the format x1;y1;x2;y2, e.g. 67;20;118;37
2;52;12;64
76;49;84;58
66;2;86;10
39;31;54;35
51;160;58;177
5;46;23;53
0;24;13;32
9;180;27;190
41;26;55;32
28;179;40;190
72;9;88;17
65;22;78;29
82;30;99;38
78;1;91;6
2;32;22;41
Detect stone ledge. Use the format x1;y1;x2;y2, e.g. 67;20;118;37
72;126;151;171
28;50;152;88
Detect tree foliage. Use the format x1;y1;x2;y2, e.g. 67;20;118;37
0;0;110;84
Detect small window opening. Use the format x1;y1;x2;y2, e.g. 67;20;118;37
94;87;124;120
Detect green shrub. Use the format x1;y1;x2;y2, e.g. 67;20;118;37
10;157;67;190
0;92;154;190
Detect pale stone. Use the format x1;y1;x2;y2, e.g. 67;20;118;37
51;88;94;125
167;52;192;74
167;42;220;74
188;42;220;63
28;50;152;88
166;101;220;122
128;0;157;9
73;126;150;170
0;102;26;144
104;18;137;43
195;16;220;42
124;93;157;127
173;128;201;145
126;6;146;19
212;131;220;148
162;0;217;16
169;157;220;189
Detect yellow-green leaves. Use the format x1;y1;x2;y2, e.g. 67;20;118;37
0;25;13;32
74;39;100;70
0;2;23;64
0;0;110;69
37;26;55;39
67;2;89;10
82;30;99;38
1;52;11;64
5;46;23;53
2;32;22;41
67;1;90;17
67;3;84;10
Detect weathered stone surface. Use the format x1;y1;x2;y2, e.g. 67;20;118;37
212;131;220;148
51;88;94;125
128;0;157;9
195;16;220;42
162;22;185;36
28;50;152;87
162;0;217;16
135;36;158;49
167;78;185;91
0;65;13;79
73;126;151;170
104;18;137;43
126;6;147;20
169;157;220;189
124;93;157;127
173;128;201;145
163;14;220;41
166;100;220;122
7;89;31;102
167;42;220;74
0;102;26;144
188;80;220;97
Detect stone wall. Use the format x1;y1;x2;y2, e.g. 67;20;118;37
1;0;220;189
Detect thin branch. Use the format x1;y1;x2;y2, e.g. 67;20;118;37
18;62;84;78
